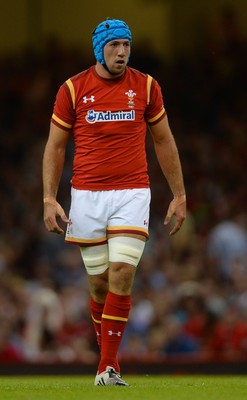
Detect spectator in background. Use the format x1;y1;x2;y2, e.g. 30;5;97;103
207;213;247;281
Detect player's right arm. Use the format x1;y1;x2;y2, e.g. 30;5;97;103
42;122;70;234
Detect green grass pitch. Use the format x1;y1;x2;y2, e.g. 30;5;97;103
0;375;246;400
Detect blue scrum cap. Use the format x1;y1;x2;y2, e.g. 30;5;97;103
92;19;132;64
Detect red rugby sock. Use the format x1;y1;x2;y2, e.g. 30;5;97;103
90;297;104;350
98;291;131;374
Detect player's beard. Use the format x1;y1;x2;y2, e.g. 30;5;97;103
104;61;126;77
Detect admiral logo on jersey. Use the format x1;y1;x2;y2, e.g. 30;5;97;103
85;110;135;124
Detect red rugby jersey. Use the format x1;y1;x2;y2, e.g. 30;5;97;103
52;66;166;190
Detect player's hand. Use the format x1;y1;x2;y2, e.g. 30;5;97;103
164;194;186;235
43;197;69;235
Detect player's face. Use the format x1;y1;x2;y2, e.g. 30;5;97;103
104;39;130;76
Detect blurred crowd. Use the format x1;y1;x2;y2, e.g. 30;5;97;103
0;7;247;365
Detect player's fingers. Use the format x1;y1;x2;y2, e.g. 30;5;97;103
164;200;176;225
169;220;183;236
43;198;67;234
164;195;186;234
44;215;64;234
56;203;69;222
53;226;65;235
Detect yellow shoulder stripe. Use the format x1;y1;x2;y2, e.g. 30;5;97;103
147;74;153;105
52;113;72;129
66;79;75;109
148;107;166;124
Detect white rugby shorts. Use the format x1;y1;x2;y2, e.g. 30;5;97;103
65;188;151;246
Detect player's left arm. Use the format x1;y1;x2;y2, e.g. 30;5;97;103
149;115;186;235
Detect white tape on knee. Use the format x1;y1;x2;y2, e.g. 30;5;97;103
108;236;145;267
80;244;109;275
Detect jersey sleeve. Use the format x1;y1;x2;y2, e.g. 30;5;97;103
51;82;75;131
145;78;166;126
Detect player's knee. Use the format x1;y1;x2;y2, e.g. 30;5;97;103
89;274;109;302
109;262;136;294
108;236;146;267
